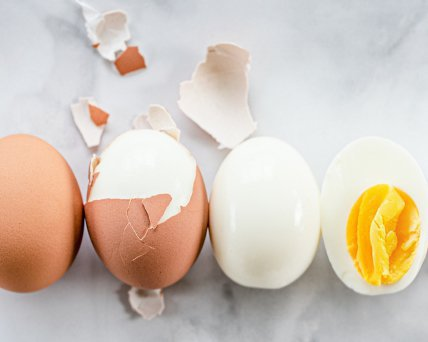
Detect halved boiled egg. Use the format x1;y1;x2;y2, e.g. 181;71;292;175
321;137;428;295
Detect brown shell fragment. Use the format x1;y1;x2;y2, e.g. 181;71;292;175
114;46;146;76
85;168;208;289
119;223;154;265
89;104;110;126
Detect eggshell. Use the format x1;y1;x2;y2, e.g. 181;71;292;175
178;43;256;149
85;130;208;289
114;46;147;75
0;134;84;292
209;137;320;289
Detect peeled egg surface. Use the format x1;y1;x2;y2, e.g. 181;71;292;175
0;134;83;293
209;137;320;289
321;137;428;295
85;130;208;289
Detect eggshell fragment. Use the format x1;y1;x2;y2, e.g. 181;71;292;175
76;0;130;61
114;46;147;75
128;288;165;320
133;105;180;141
178;43;256;149
89;104;109;126
71;97;110;149
0;134;83;292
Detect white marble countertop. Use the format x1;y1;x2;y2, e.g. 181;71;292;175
2;0;428;341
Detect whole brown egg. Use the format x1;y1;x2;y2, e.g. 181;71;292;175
0;134;84;292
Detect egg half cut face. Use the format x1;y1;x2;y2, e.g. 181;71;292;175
321;137;428;295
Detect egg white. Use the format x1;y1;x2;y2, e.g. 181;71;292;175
88;130;196;224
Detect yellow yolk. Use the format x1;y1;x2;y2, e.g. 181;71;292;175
347;184;420;286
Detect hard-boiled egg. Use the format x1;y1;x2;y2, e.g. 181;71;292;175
210;137;320;289
321;137;428;295
85;129;208;290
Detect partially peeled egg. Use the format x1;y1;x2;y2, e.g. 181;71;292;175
321;137;428;295
85;129;208;290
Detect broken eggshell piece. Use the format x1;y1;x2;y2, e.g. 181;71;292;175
85;130;208;317
114;46;147;76
71;97;110;149
178;43;256;149
76;0;130;61
133;105;181;141
128;287;165;320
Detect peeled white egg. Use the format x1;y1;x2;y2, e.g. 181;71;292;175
321;137;428;295
209;137;320;289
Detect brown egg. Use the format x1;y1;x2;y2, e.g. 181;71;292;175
0;134;84;292
85;130;209;289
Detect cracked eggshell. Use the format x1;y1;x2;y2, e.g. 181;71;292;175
85;130;208;289
209;137;320;289
0;134;83;293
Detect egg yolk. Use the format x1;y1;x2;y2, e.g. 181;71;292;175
346;184;420;286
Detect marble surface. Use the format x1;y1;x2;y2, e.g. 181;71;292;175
1;0;428;341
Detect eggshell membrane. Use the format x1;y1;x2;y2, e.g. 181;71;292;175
321;137;428;295
85;168;208;289
0;134;83;292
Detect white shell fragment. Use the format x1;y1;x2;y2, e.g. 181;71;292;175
71;97;109;149
133;105;180;141
128;287;165;320
76;0;130;61
178;43;256;149
89;154;100;184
